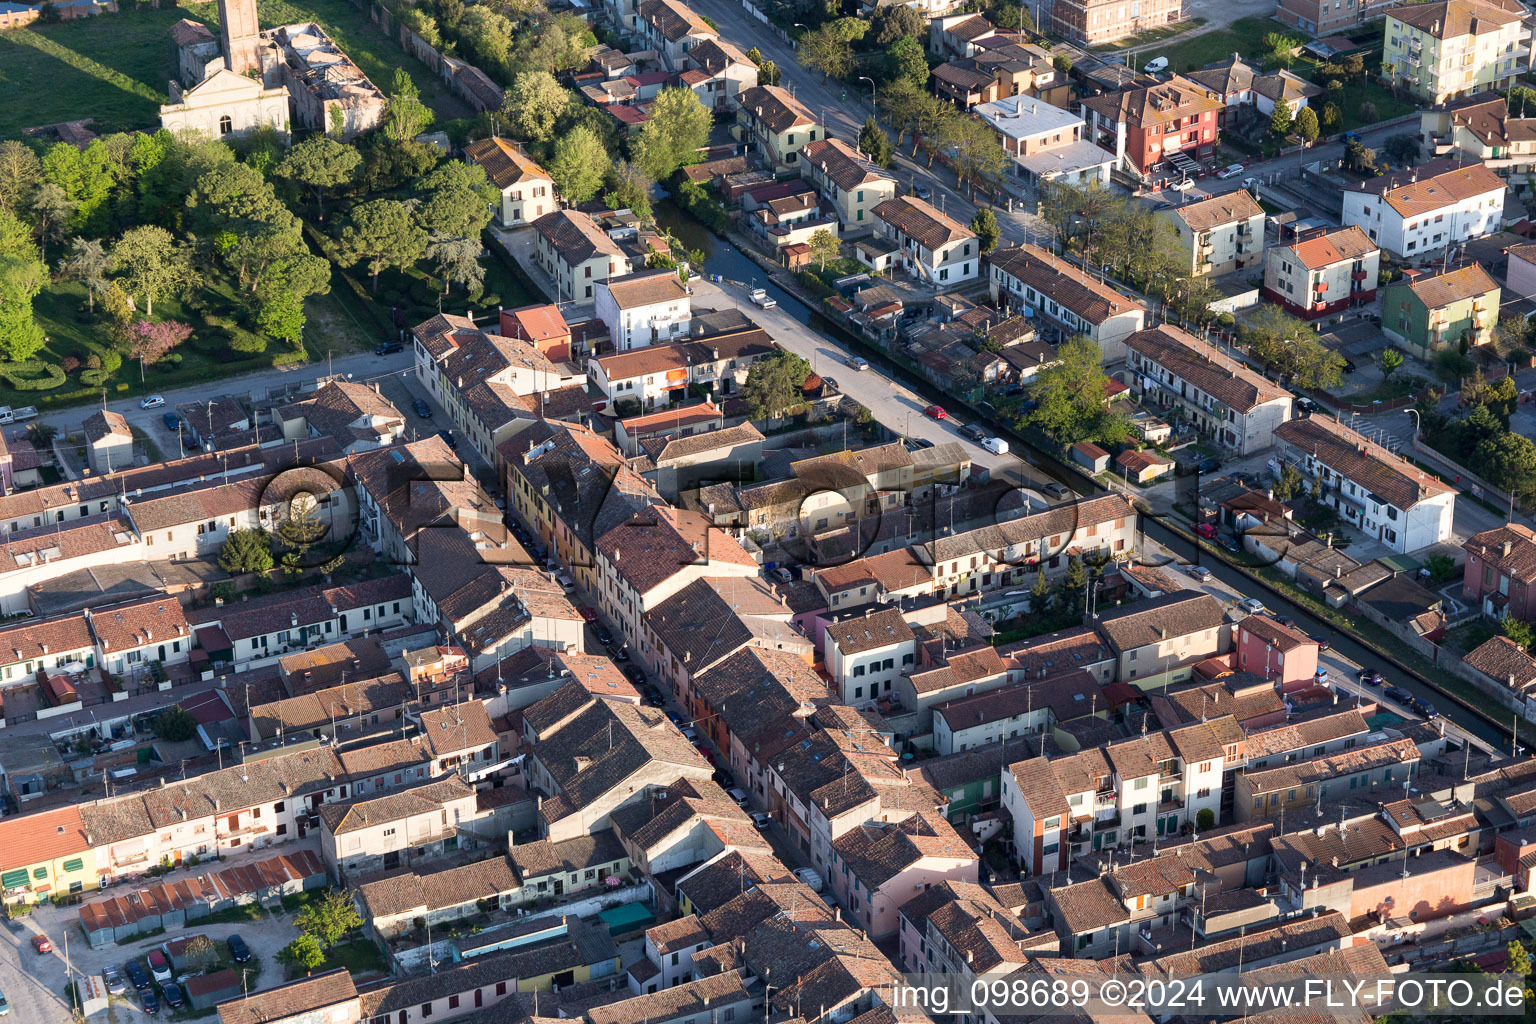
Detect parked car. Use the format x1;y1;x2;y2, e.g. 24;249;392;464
1196;523;1218;539
1143;55;1169;72
1168;177;1195;192
1342;359;1357;374
578;606;598;624
1237;597;1267;615
594;626;613;646
162;412;179;431
1042;482;1069;499
924;405;946;420
1218;163;1245;179
959;423;985;442
726;786;749;807
0;988;9;1016
681;726;700;742
794;867;825;892
375;342;404;355
139;395;165;410
847;355;869;371
31;935;51;954
1416;701;1439;718
1188;566;1213;582
125;960;151;991
162;983;186;1011
554;571;575;592
1274;615;1294;628
227;934;251;964
622;664;646;685
751;811;773;830
102;965;126;995
1385;685;1413;703
147;950;171;983
609;644;629;662
981;436;1010;455
913;183;932;200
641;687;665;708
437;429;457;450
1240;176;1261;190
1310;633;1331;651
141;990;159;1016
907;437;934;450
412;398;433;418
771;566;793;584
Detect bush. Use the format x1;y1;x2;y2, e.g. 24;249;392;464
0;361;66;391
675;179;729;233
60;356;80;373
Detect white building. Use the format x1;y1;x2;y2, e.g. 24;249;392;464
159;67;289;139
595;270;693;351
1158;190;1265;278
1340;159;1505;259
1274;416;1458;553
822;607;918;706
973;96;1114;186
862;196;979;286
986;244;1147;360
533;209;633;303
463;137;555;228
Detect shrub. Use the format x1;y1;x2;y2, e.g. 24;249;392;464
79;370;111;387
0;361;66;391
60;356;80;373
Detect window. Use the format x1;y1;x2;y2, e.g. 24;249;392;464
63;858;83;873
219;115;233;135
449;997;459;1010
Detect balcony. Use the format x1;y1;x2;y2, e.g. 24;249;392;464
1314;281;1329;293
1352;268;1369;281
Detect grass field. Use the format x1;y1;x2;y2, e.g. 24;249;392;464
0;0;467;140
1150;17;1278;75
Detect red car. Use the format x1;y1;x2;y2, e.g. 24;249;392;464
924;405;946;420
578;607;598;624
32;934;51;953
1196;523;1217;539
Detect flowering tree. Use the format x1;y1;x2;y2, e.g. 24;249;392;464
127;319;192;381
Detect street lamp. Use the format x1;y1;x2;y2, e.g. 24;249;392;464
858;75;876;109
1406;407;1421;441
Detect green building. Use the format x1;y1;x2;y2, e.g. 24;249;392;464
1381;264;1499;360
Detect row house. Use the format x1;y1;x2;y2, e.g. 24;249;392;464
1422;95;1536;185
1341;158;1505;259
1235;736;1422;821
824;607;919;707
1186;57;1323;121
0;515;141;614
1126;324;1292;456
929;14;1002;58
608;776;759;881
863;196;979;286
586;322;777;415
1051;0;1184;46
1262;225;1381;319
595;270;693;352
1159;190;1265;278
318;775;482;879
0;805;96;903
500;303;574;365
532;209;633;303
1462;523;1536;621
896;643;1013;735
1465;635;1536;719
932;37;1067;110
974;96;1114;187
1383;0;1533;106
1242;707;1373;772
735;85;823;172
1080;76;1223;178
827;811;979;939
1234;613;1320;692
930;670;1103;755
1380;262;1500;359
1273;416;1457;554
799;138;898;237
463;137;555;228
188;574;413;670
987;245;1147;359
346;433;488;567
1002;717;1238;874
1093;591;1232;690
1278;0;1398;34
275;379;405;455
897;880;1043;978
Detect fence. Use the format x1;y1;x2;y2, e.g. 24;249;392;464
1411;434;1523;517
352;0;502;113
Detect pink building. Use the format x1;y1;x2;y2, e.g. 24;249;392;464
1462;523;1536;622
1235;615;1319;693
828;812;978;939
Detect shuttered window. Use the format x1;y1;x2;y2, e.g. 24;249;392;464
63;859;83;873
0;869;27;890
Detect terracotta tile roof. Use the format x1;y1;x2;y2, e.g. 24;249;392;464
639;0;717;41
1239;613;1314;652
1094;592;1227;653
418;700;499;755
595;502;755;597
218;969;357;1024
872;196;975;252
357;855;519;920
1348;158;1505;217
997;626;1114;682
802;138;891;194
827;607;915;655
1465;635;1536;692
1186;55;1254;97
1275;416;1456;511
0;805;90;873
1254;69;1323;104
169;17;214;46
84;409;130;442
1446;96;1536;147
1049;876;1129;934
1148;911;1351;974
1080;75;1223;128
1008;756;1070;819
1284;225;1379;269
509;828;628;881
1403;263;1499;308
738;85;818;134
1158;679;1285;727
89;595;189;652
602;268;690;310
647;914;710;953
988;244;1143;324
1243;736;1420;794
1387;0;1525;37
0;611;93;663
588;973;749;1024
463;137;551;189
1128;324;1289;414
534;209;626;267
689;37;754;75
676;849;794;915
318;775;474;834
1169;189;1264;233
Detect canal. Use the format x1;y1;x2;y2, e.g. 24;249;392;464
655;202;1512;755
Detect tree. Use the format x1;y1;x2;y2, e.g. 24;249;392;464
1061;555;1088;613
109;226;191;319
1378;346;1404;382
1475;431;1536;503
257;291;307;345
743;350;813;420
1270;103;1293;139
153;707;199;742
827;16;868;42
24;422;57;448
276;135;359;222
1510;84;1536;117
0;141;40;214
41;140;113;235
634;87;712;181
797;25;854;81
887;35;929;89
880;78;927;149
1196;808;1215;831
1382;133;1421;166
1053;53;1072;75
946;116;1005;197
335;200;428;294
414;162;497;239
757;59;782;87
0;209;46;363
426;234;486;301
1503;614;1536;651
384;68;435;143
1025;336;1129;444
1319;102;1342;132
295;889;363;949
127;319;192;377
1272;463;1305;500
971;208;1001;253
1040;179;1126;263
458;6;516;75
59;237;108;314
994;2;1033;30
1510;941;1534;979
278;934;326;974
1030;566;1050;609
872;3;923;43
807;228;841;270
548;124;609;204
858;117;893;168
1293;105;1319;145
1263;32;1300;68
604;161;653;223
219;528;274;574
1344;138;1376;173
27;183;73;263
504;72;571;143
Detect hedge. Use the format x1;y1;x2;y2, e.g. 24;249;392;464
0;361;67;391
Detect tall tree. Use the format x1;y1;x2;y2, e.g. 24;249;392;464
29;182;75;262
887;35;929;89
59;237;109;314
0;141;41;214
458;6;516;76
295;890;363;949
858;117;894;168
126;319;193;378
1270;102;1293;138
970;208;1001;253
413;162;497;239
383;67;435;143
871;3;923;44
1293;105;1319;145
256;291;306;346
634;87;712;182
797;25;854;81
879;77;926;148
548;124;609;204
604;161;653;223
109;225;192;318
1040;179;1126;263
334;200;428;294
276;136;362;221
0;209;47;363
41;140;114;235
427;234;487;302
504;72;571;143
948;117;1005;198
807;228;841;269
743;350;813;421
1025;336;1129;445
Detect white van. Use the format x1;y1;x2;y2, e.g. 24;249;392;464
1143;56;1169;73
981;436;1009;455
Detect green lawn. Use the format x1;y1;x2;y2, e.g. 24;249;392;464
0;0;467;140
1152;17;1279;74
292;940;385;980
1091;20;1198;53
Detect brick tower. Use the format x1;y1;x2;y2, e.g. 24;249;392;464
218;0;262;76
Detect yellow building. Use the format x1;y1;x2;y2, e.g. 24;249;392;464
1383;0;1533;105
0;805;97;903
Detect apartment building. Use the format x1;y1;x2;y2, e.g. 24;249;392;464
1235;614;1320;692
735;85;823;172
799;138;898;236
586;320;776;414
1278;0;1398;34
1262;225;1381;319
973;96;1115;186
932;40;1065;111
318;776;481;879
987;244;1147;359
1080;76;1223;177
1126;325;1292;456
827;812;979;939
595;270;693;352
637;0;717;71
1159;190;1265;277
824;607;918;706
1236;736;1421;821
1341;158;1505;259
1382;0;1533;106
1422;95;1536;186
462;138;555;227
678;38;757;113
1462;523;1536;620
1093;592;1231;689
1050;0;1185;46
532;209;633;303
1274;416;1457;554
863;197;979;286
1380;263;1500;358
